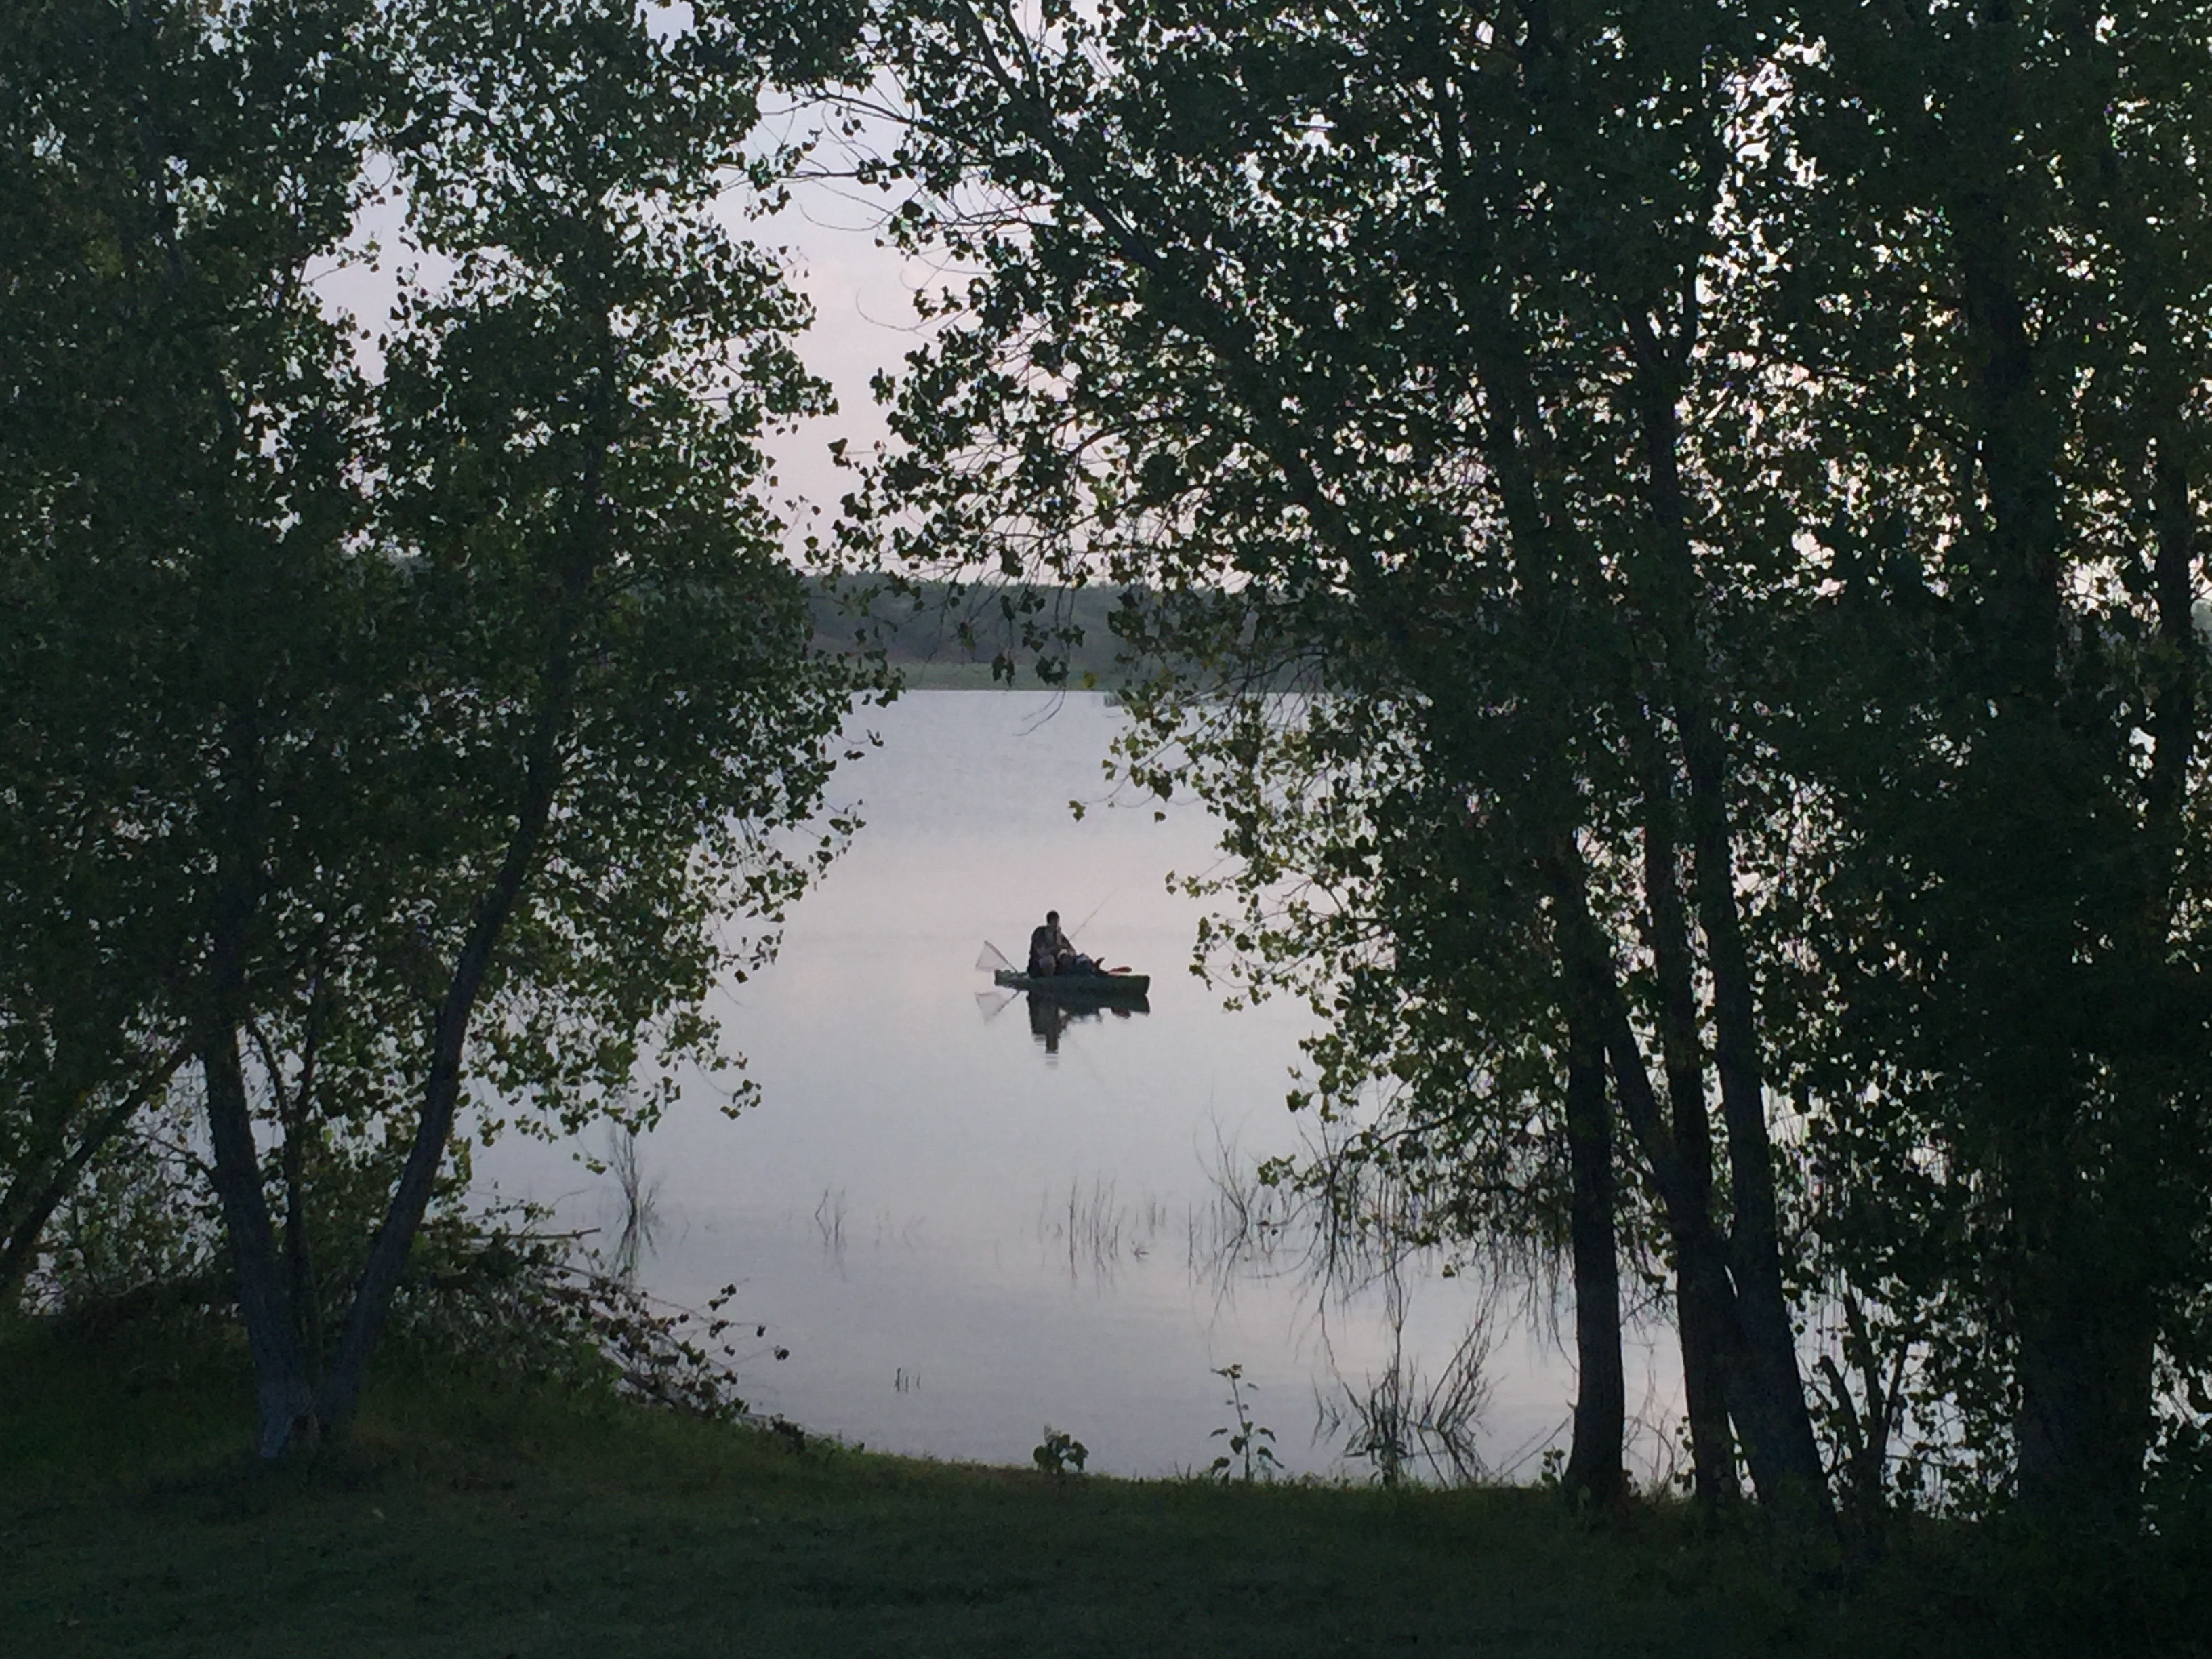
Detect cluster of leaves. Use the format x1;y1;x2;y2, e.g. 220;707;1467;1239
1032;1425;1088;1476
384;1218;783;1422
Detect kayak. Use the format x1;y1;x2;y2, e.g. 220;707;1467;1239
994;968;1151;998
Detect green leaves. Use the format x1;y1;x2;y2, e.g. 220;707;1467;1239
849;0;2212;1517
3;0;865;1435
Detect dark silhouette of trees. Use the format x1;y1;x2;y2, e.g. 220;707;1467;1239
840;0;2212;1528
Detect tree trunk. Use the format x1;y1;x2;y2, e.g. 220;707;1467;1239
2001;437;2196;1529
2015;1265;2156;1527
203;1030;319;1456
278;1039;322;1375
199;713;320;1456
313;459;594;1431
1633;706;1739;1509
1948;151;2165;1521
1626;318;1829;1520
1546;842;1826;1521
1675;1234;1744;1511
1561;1002;1626;1509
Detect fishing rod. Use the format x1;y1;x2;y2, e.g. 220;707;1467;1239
1065;888;1118;942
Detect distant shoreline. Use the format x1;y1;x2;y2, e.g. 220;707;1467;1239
809;577;1139;690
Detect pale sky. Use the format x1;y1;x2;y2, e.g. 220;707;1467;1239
308;131;933;561
749;165;939;550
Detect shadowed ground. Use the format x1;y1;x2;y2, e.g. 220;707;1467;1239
0;1323;2188;1658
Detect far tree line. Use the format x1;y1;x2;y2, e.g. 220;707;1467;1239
6;0;2211;1549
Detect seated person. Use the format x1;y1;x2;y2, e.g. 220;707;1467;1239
1029;910;1099;977
1029;911;1067;976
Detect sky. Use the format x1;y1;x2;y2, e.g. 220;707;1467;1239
749;159;941;545
307;108;936;560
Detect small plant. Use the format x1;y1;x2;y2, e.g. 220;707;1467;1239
1208;1363;1282;1482
1033;1425;1089;1475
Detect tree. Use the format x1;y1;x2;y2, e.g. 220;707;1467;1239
2;0;860;1455
1;0;377;1313
844;0;1843;1517
1747;0;2212;1525
847;0;2212;1529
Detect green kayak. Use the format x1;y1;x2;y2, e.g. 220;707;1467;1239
994;968;1151;998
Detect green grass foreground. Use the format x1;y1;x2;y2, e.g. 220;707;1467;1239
0;1323;2196;1658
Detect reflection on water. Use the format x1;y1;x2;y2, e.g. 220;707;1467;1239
1012;989;1149;1057
477;692;1681;1479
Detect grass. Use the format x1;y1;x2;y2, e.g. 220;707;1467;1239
1;1318;2201;1658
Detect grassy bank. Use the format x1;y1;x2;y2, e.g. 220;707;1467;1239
0;1322;2196;1658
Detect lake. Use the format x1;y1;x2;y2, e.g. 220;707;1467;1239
479;691;1684;1481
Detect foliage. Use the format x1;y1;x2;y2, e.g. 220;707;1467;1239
1033;1425;1090;1477
19;1101;220;1322
0;0;869;1453
832;0;2212;1532
0;0;362;1309
382;1214;778;1422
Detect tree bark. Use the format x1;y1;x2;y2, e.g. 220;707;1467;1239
1561;1000;1626;1509
1632;724;1739;1509
313;422;600;1431
1544;839;1828;1519
1624;318;1828;1518
2015;1266;2157;1524
312;729;560;1428
1946;125;2164;1520
199;718;318;1456
253;1014;323;1374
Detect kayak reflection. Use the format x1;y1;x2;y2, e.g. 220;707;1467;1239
1025;988;1151;1056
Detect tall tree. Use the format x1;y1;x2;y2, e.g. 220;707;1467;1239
850;0;1837;1516
0;0;377;1314
3;0;857;1454
1751;0;2212;1524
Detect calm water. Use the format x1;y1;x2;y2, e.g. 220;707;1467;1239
479;691;1681;1479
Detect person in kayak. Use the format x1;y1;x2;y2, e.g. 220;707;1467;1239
1029;910;1097;977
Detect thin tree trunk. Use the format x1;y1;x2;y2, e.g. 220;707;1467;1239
1632;722;1739;1509
314;427;600;1431
253;1012;323;1375
1561;1000;1626;1508
313;746;558;1427
1678;705;1827;1513
200;724;317;1455
1625;318;1829;1519
1544;839;1826;1517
